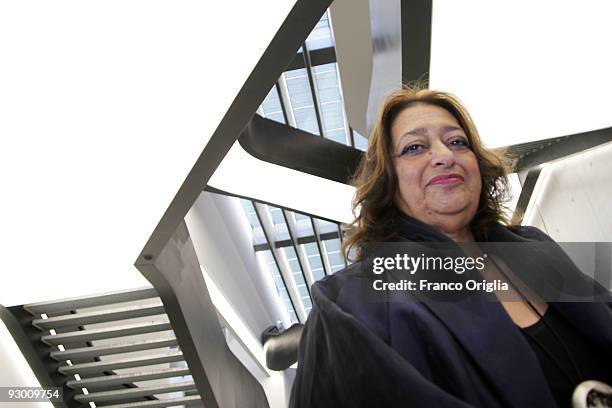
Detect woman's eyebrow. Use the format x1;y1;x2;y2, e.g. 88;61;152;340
398;124;462;140
404;127;428;137
394;129;425;152
442;125;464;134
401;125;462;138
394;128;427;150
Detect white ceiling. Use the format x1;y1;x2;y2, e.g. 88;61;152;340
0;0;295;306
430;0;612;148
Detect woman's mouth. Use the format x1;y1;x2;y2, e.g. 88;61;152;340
427;174;465;186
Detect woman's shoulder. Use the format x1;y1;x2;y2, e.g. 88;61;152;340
501;224;555;242
311;262;365;304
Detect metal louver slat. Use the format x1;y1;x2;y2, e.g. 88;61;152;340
21;286;205;407
96;394;202;408
41;321;172;345
58;351;184;375
74;381;196;403
23;287;159;315
33;303;165;330
66;367;191;389
50;337;178;361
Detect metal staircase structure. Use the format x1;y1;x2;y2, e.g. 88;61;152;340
21;287;204;408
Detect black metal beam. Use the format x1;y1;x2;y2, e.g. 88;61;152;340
286;46;337;71
401;0;433;84
238;114;362;185
511;166;544;225
503;126;612;172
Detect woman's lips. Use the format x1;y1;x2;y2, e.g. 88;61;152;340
427;174;465;186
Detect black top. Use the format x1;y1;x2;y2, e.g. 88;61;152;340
521;305;612;408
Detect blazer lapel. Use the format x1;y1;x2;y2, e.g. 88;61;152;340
421;299;557;408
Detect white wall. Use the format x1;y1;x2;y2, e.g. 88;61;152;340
0;321;53;408
524;142;612;289
524;142;612;241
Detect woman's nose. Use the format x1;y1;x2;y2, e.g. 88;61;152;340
429;141;455;167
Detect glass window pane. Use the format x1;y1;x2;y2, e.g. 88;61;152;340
295;213;309;221
281;246;312;312
312;269;325;281
284;69;320;135
261;86;285;124
284;247;300;272
354;130;369;151
315;219;338;234
295;220;314;238
293;106;319;135
239;199;260;229
313;63;349;145
321;102;344;129
303;242;326;281
324;238;344;274
326;128;346;144
309;256;323;270
324;238;341;252
289;259;300;271
257;250;298;323
328;252;343;267
268;206;285;225
306;12;334;50
330;264;344;273
303;242;318;256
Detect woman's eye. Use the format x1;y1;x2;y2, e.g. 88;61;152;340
400;144;425;156
448;138;469;150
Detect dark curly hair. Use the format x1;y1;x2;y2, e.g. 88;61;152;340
343;85;512;261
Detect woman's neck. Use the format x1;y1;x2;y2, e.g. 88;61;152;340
431;221;475;242
443;229;475;242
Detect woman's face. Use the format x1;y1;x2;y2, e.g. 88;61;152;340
390;104;482;230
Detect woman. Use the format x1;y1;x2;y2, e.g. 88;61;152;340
290;86;612;408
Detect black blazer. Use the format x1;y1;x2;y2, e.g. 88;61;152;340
290;213;612;407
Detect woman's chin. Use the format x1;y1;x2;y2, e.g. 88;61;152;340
426;200;473;217
425;193;473;214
